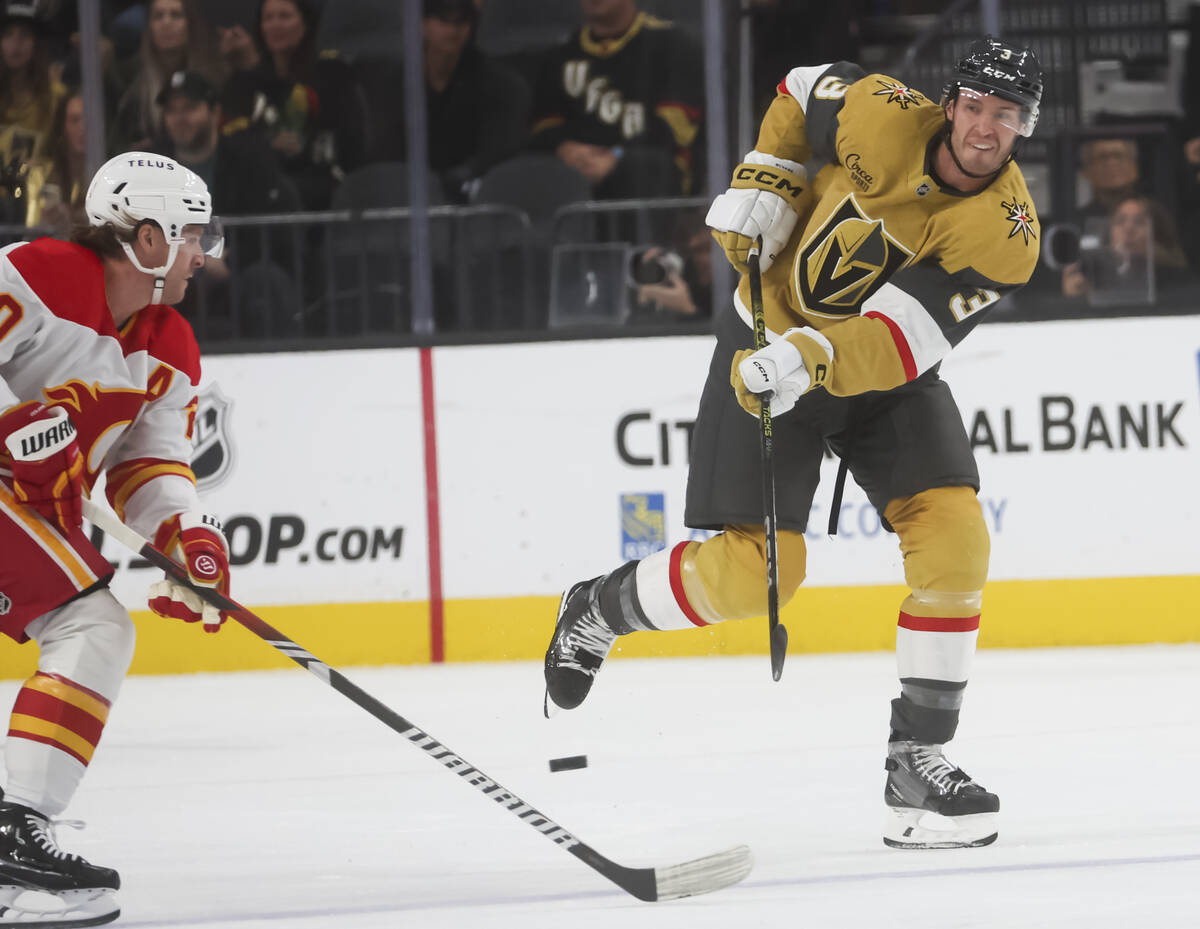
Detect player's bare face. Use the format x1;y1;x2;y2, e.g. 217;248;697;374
158;228;207;304
947;94;1020;177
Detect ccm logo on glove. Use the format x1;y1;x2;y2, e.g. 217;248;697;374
733;166;805;200
746;359;773;389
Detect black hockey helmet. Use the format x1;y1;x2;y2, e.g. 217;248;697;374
942;36;1044;137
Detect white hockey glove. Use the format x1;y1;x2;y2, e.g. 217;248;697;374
730;328;833;417
706;160;807;273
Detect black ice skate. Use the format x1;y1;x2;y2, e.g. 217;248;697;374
882;741;999;849
544;576;618;714
0;801;120;928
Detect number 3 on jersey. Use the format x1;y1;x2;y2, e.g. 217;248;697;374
949;288;1000;323
814;76;850;100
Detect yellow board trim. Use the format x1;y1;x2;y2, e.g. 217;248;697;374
2;576;1197;679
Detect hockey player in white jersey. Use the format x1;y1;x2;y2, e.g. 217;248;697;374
0;153;227;927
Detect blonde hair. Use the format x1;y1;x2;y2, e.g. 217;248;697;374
120;0;226;143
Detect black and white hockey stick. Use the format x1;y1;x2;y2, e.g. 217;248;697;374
81;498;752;902
747;239;788;682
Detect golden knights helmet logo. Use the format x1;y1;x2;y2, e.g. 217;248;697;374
191;383;235;492
795;196;912;318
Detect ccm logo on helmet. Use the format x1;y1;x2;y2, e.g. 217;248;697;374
979;65;1015;82
126;158;175;170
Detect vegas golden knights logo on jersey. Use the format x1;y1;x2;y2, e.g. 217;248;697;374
795;195;913;319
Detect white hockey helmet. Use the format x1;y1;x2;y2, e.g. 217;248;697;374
85;152;224;303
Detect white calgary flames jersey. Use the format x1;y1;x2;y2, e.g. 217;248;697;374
0;238;202;540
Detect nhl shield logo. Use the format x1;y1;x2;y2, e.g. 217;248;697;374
0;591;10;615
191;384;235;492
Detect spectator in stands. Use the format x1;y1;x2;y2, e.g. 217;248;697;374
23;87;85;235
1076;138;1140;223
0;0;66;204
154;70;297;218
1062;194;1192;302
1180;133;1200;270
152;68;302;338
219;0;367;211
1181;3;1200;270
112;0;226;152
530;0;704;199
631;207;712;322
421;0;529;201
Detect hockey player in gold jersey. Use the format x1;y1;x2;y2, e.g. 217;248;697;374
545;37;1044;850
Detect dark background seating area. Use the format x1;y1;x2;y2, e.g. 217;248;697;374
0;0;1196;348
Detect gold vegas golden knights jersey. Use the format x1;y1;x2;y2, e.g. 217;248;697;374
737;62;1040;397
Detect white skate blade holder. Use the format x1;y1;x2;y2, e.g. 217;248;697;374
0;884;119;927
883;808;998;849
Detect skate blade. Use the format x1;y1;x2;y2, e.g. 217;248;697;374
882;808;997;849
543;688;559;719
0;885;119;927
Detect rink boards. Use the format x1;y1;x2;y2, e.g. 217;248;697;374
4;314;1199;676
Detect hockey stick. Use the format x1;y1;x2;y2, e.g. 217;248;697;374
81;497;752;902
747;240;788;682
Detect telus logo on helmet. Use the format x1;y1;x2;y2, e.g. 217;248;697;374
126;158;174;170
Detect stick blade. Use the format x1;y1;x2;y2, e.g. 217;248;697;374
769;624;788;682
652;844;754;901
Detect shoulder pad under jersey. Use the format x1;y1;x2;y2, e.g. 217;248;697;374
5;238;114;336
122;305;202;386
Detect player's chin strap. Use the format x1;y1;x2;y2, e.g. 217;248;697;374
120;239;181;305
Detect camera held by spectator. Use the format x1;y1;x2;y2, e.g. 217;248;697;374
1057;195;1192;307
628;245;709;322
629;247;684;287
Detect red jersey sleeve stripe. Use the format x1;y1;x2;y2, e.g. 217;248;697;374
864;310;918;382
777;78;791;96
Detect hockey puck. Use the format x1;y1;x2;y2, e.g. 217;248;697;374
548;754;588;772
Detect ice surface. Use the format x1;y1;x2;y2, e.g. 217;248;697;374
2;644;1198;928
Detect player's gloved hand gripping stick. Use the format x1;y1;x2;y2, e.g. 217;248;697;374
1;402;85;533
81;496;752;903
746;239;789;682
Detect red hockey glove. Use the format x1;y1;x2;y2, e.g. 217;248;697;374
1;402;84;533
149;511;231;633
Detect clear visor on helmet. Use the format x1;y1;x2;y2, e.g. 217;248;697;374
179;217;225;260
954;86;1038;138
